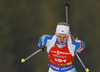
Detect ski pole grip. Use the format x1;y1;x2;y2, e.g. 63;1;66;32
65;2;71;7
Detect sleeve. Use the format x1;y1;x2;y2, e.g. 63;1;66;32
38;35;53;49
72;39;85;53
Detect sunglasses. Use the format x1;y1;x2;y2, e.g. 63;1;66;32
56;34;68;38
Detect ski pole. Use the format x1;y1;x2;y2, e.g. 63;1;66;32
75;37;89;72
65;2;89;72
75;53;89;72
21;49;42;63
65;2;71;23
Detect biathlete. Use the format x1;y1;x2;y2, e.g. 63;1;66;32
38;22;85;72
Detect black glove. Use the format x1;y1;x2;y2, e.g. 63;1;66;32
42;45;46;51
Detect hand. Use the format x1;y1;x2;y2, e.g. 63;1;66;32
42;47;45;51
38;43;44;49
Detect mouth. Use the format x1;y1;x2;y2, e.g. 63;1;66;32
60;41;64;44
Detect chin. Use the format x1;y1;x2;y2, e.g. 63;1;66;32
60;42;64;44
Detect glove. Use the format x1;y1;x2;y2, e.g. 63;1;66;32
38;43;46;51
38;35;45;49
38;43;44;49
42;46;46;51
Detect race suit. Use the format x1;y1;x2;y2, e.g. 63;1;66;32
38;35;85;72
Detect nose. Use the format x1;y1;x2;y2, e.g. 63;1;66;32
60;37;64;40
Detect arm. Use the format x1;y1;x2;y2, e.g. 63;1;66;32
38;35;53;49
72;40;85;53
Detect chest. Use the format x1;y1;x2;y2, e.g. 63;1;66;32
49;43;71;56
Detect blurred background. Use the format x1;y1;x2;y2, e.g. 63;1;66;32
0;0;100;72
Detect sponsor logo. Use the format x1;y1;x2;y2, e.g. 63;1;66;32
50;51;71;55
49;63;74;71
61;30;65;32
53;54;67;58
53;45;55;47
66;62;72;65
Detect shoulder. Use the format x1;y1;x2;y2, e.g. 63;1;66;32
72;39;82;44
41;35;53;45
43;35;53;39
71;39;85;53
40;34;53;39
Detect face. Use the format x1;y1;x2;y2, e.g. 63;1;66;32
56;33;68;44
